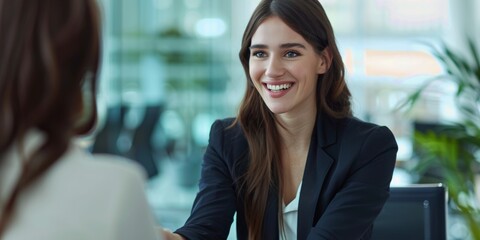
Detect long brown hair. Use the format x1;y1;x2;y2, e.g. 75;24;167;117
236;0;351;238
0;0;101;235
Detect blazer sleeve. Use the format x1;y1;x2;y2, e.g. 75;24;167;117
175;120;237;240
308;126;398;240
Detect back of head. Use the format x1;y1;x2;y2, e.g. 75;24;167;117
0;0;101;143
0;0;101;234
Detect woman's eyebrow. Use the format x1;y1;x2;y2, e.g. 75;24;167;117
249;43;306;50
280;43;306;49
249;44;267;49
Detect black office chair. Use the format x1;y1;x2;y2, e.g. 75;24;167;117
371;184;447;240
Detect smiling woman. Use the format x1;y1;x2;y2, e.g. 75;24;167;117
248;16;329;115
162;0;398;239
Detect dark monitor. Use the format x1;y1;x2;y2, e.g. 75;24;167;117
371;184;447;240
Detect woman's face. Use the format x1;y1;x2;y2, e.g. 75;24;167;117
249;16;328;116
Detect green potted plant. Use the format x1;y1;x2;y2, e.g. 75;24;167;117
401;38;480;239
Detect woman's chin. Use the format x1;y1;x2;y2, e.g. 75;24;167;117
266;105;290;115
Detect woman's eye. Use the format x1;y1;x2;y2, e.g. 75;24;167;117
285;51;299;58
252;51;267;58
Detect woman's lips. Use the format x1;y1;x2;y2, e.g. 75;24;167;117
263;82;294;98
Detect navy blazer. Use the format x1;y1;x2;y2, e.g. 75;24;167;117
176;113;398;240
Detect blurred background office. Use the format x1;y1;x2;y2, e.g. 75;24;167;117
87;0;479;239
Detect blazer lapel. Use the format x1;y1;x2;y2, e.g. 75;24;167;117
297;114;337;240
263;186;280;239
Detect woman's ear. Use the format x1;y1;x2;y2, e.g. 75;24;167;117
317;46;333;74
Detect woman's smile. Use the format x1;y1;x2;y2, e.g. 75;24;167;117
264;82;295;98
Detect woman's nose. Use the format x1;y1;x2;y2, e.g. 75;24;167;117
265;57;285;78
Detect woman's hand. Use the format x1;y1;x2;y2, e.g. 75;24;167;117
159;227;186;240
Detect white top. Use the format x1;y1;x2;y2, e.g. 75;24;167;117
0;130;161;240
280;182;302;240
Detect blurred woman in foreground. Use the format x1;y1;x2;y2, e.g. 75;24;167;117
0;0;161;239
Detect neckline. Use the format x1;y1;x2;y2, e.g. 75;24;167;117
283;181;302;212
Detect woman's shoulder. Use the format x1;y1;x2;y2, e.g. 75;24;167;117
342;116;379;129
334;117;396;147
209;117;244;140
342;117;393;133
210;117;237;131
62;145;147;183
339;117;397;145
207;117;249;161
88;152;146;176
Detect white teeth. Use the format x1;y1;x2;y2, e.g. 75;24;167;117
266;83;292;91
